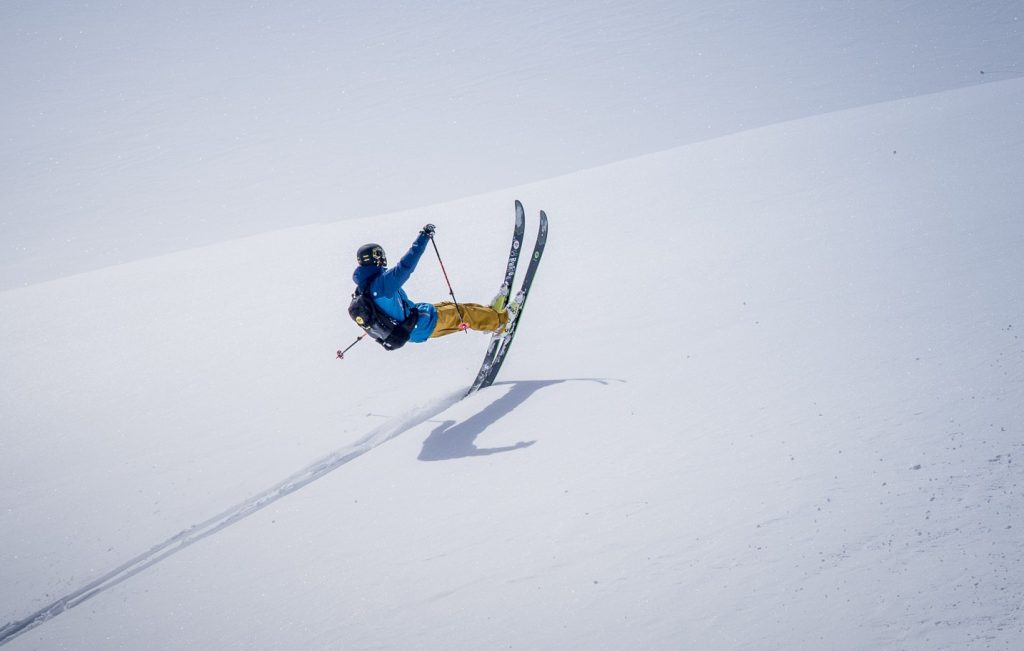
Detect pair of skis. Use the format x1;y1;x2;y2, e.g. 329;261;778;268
467;200;548;395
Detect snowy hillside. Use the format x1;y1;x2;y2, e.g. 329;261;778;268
4;2;1024;650
3;75;1024;649
3;1;1023;288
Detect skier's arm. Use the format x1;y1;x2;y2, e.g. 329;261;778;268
377;232;430;294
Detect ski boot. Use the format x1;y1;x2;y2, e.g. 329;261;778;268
490;284;510;312
502;291;524;332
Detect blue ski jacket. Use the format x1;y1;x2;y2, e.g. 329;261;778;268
352;233;438;342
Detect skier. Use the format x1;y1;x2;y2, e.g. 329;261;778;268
352;224;516;345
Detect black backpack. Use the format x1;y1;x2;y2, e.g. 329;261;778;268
348;285;419;351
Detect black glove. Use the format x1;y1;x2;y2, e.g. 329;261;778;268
420;223;436;237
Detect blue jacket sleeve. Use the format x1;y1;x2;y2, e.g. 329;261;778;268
376;232;430;296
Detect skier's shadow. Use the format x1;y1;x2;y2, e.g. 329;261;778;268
418;378;614;461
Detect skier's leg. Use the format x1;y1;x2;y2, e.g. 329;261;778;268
461;303;507;332
430;302;508;338
431;302;461;337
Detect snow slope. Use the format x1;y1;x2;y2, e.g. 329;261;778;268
3;1;1022;288
3;73;1023;648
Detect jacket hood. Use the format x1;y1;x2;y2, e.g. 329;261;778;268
352;265;382;289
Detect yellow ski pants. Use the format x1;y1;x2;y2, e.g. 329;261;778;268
431;302;507;338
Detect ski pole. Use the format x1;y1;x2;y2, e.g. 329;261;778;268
428;232;468;331
336;333;367;360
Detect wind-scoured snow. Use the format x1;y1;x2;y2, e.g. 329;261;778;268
2;3;1024;650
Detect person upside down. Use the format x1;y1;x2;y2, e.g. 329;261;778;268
350;224;518;349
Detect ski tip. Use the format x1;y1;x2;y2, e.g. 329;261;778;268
515;199;523;210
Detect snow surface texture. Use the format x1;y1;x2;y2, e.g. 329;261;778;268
2;3;1024;651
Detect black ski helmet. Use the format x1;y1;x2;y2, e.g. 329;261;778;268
356;243;387;267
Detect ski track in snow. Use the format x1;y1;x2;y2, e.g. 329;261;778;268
0;390;466;646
